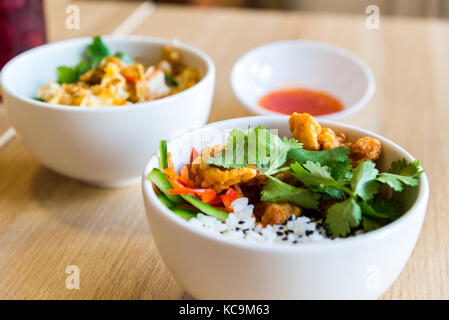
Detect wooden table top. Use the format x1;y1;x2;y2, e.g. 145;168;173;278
0;0;448;299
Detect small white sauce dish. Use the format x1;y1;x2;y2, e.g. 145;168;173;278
0;35;215;187
231;40;375;120
142;116;429;299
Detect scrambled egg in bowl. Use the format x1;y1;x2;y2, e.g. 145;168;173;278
37;37;200;107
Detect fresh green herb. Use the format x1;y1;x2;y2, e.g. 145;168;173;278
33;97;45;102
56;36;118;84
325;198;362;237
359;197;401;220
115;50;134;65
288;146;353;185
289;157;422;237
288;146;349;167
205;126;302;175
165;75;178;86
362;216;385;232
291;161;349;199
350;161;380;201
57;61;88;84
377;158;422;191
85;35;109;68
330;160;353;185
260;176;320;209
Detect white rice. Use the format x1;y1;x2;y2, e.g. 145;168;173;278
187;197;332;245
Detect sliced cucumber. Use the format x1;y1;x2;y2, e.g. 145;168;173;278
148;168;183;204
149;167;227;222
157;191;197;220
181;194;228;222
156;194;175;209
159;140;168;169
172;208;197;221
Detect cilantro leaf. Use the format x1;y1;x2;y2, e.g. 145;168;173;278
57;61;88;84
377;173;418;191
377;159;422;192
330;160;353;185
362;216;385;232
265;135;302;175
165;75;178;86
288;146;349;167
205;126;302;175
291;161;345;199
325;198;362;237
115;50;134;65
359;197;400;220
85;35;109;68
359;196;402;232
260;176;320;209
206;128;247;169
350;161;380;201
389;158;423;176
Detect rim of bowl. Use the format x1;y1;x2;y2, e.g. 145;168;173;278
230;40;376;120
142;115;429;253
0;35;215;113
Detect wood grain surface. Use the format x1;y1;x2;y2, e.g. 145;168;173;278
0;1;448;299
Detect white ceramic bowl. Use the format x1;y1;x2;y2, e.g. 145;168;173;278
231;40;375;120
142;116;429;299
0;35;215;187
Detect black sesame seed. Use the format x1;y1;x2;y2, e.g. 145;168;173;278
293;240;298;244
238;221;245;224
282;237;288;241
235;227;240;231
276;231;283;236
306;230;314;236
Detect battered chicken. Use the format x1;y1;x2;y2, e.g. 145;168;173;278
349;137;382;167
255;202;302;226
37;43;198;107
190;145;258;193
288;113;381;166
289;112;321;150
318;127;346;150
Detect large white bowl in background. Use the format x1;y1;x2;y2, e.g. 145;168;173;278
142;116;429;299
0;35;215;187
231;40;375;120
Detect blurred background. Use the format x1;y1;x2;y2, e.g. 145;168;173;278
156;0;449;17
1;0;448;71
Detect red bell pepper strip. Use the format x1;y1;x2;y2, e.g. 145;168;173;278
190;147;199;164
220;187;240;209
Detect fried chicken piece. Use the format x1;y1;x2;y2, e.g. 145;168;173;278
253;202;267;220
80;56;125;84
190;145;258;192
318;128;346;150
289;112;321;150
349;137;381;167
160;45;183;74
260;203;302;226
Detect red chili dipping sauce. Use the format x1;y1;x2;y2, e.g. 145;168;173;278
258;88;344;116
